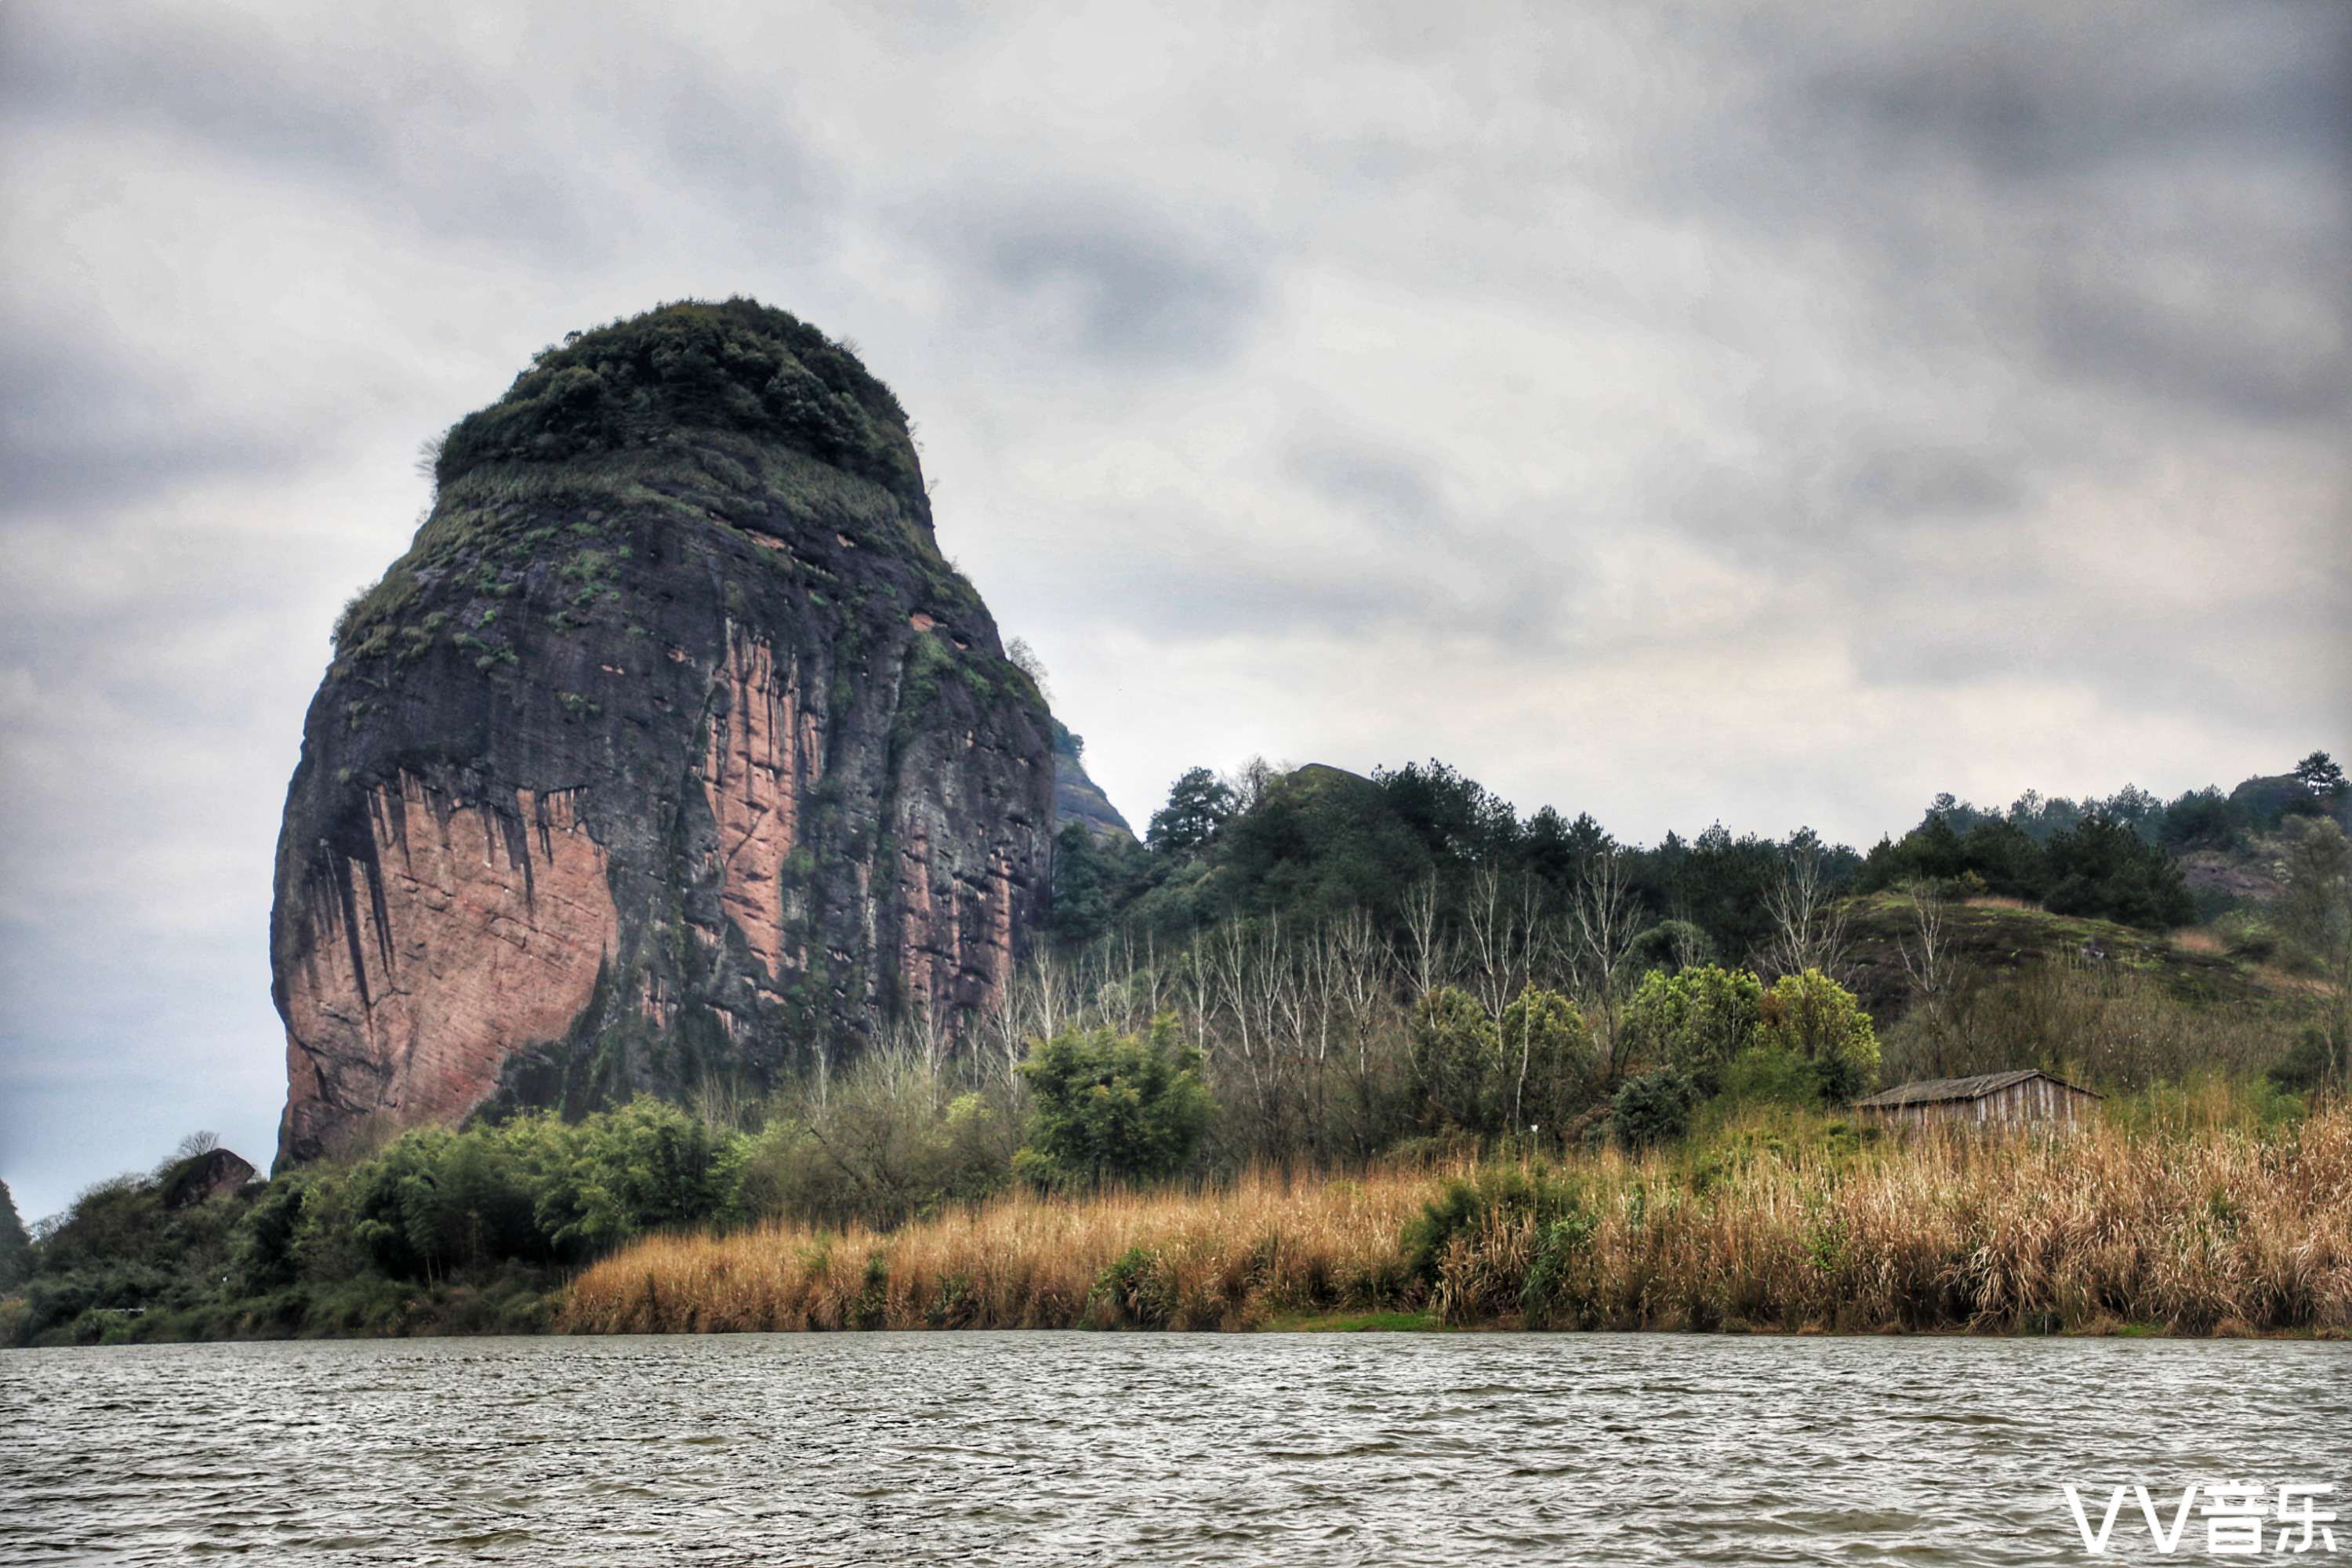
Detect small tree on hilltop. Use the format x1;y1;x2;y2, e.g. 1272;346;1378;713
1015;1018;1211;1188
1146;767;1236;855
1005;637;1051;703
1222;753;1276;814
2295;751;2347;799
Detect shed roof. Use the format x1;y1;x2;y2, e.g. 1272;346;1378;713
1853;1069;2098;1109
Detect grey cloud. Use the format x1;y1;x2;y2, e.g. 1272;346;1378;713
1620;5;2350;430
1271;435;1588;648
1025;518;1571;656
1795;6;2352;182
2031;249;2351;428
1805;9;2350;427
1847;600;2323;723
1838;448;2024;523
1652;425;2037;567
0;328;317;520
1286;437;1446;538
1040;551;1427;642
0;6;622;268
921;192;1266;368
0;5;390;179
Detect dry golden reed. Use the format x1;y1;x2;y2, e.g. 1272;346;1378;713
564;1105;2352;1338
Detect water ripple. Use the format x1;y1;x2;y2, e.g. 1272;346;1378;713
2;1333;2345;1564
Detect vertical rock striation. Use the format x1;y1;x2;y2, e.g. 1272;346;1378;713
271;299;1054;1166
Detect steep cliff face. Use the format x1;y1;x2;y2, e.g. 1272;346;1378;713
273;299;1054;1166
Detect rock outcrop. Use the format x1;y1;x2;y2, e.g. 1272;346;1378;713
161;1149;258;1209
272;300;1054;1165
1051;719;1135;845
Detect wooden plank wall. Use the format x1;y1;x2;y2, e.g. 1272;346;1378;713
1865;1076;2093;1131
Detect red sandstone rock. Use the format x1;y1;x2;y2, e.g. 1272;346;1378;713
270;302;1055;1166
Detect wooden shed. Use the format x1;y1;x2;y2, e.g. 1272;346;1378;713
1853;1069;2100;1131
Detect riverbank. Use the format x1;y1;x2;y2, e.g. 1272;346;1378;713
565;1104;2352;1338
12;1101;2345;1346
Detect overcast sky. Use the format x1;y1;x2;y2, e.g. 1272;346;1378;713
2;1;2347;1221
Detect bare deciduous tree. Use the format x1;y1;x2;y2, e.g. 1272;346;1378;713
1222;754;1277;814
1399;869;1449;999
1764;837;1853;982
1327;906;1396;1152
1897;880;1958;1077
1666;896;1710;971
1464;862;1539;1021
1570;849;1642;1083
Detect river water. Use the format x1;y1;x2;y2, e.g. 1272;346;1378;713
2;1332;2344;1564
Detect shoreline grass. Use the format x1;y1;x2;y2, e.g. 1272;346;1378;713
565;1102;2352;1339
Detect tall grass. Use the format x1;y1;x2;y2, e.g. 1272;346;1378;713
567;1103;2352;1338
566;1166;1440;1334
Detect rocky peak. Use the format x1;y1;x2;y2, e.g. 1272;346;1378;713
272;299;1056;1166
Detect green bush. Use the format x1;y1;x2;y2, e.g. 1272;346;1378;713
526;1098;744;1256
1402;1168;1567;1280
2270;1027;2339;1094
1408;986;1503;1134
736;1056;1019;1229
1014;1016;1212;1188
1621;964;1762;1091
1497;986;1597;1136
2216;911;2281;962
1521;1204;1601;1328
1610;1069;1699;1148
280;1098;746;1284
1628;919;1714;976
1403;979;1602;1146
1755;969;1879;1103
1715;1044;1850;1109
1092;1245;1177;1327
1401;1167;1594;1323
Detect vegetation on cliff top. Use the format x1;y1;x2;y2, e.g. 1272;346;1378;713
434;297;923;509
327;296;1000;697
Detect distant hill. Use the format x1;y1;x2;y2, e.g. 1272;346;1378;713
1838;893;2279;1026
1051;720;1134;844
